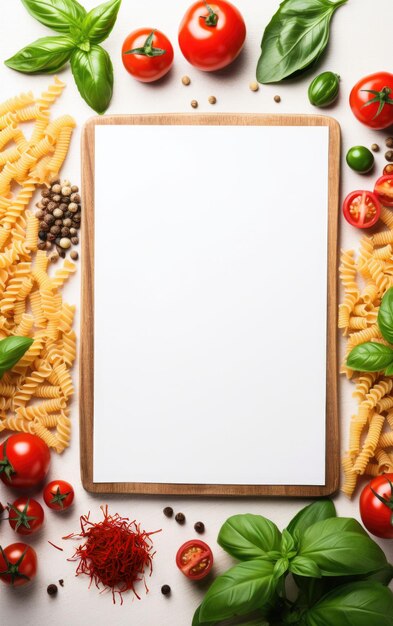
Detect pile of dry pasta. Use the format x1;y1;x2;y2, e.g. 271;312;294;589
340;205;393;496
0;78;76;453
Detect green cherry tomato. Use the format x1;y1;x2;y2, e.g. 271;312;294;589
308;71;340;107
346;146;375;173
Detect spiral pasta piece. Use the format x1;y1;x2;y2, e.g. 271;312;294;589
48;125;74;176
13;360;52;407
35;385;61;399
352;414;385;474
0;91;34;117
342;456;357;498
13;313;34;337
55;413;71;453
0;416;34;434
36;77;65;110
33;419;58;448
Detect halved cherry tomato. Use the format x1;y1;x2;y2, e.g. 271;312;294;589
374;175;393;207
122;29;174;83
176;539;213;580
342;190;381;229
8;497;44;535
43;480;74;511
0;543;37;586
360;473;393;538
0;433;50;489
178;0;246;71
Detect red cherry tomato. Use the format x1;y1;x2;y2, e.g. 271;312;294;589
360;474;393;538
122;29;174;83
0;543;37;586
350;72;393;130
178;0;246;71
374;175;393;208
0;433;50;489
43;480;74;511
8;497;44;535
342;190;381;229
176;539;213;580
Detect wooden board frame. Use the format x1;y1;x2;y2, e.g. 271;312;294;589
80;113;340;496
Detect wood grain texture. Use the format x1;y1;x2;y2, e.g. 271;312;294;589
80;114;340;496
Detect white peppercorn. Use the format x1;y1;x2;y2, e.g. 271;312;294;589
51;184;61;194
71;236;79;245
53;208;63;218
71;185;79;193
68;202;78;213
61;186;72;196
59;237;71;249
62;179;71;187
47;201;56;212
36;201;45;209
52;194;61;203
63;218;72;227
35;209;45;219
70;228;77;236
50;225;61;235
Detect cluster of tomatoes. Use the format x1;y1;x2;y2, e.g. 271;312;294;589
121;0;246;83
0;433;74;587
343;72;393;229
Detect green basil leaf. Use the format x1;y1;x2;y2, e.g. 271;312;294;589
218;514;281;561
289;556;321;578
347;342;393;372
280;528;296;555
199;560;276;622
298;518;387;576
273;557;289;579
81;0;121;44
378;288;393;344
304;581;393;626
256;0;348;84
21;0;86;34
70;44;113;114
286;500;336;540
5;35;75;74
192;606;269;626
0;336;33;378
192;606;217;626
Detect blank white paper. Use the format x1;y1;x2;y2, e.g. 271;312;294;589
93;123;329;485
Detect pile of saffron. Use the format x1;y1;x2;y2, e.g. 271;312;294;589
64;506;160;604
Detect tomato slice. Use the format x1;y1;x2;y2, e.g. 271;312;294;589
342;190;381;228
374;175;393;208
176;540;213;580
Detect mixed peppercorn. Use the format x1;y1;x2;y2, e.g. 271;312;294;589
35;178;81;262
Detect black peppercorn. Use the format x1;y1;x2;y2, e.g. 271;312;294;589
59;203;68;211
38;230;47;241
194;521;205;534
38;241;46;251
47;233;56;242
47;201;57;212
61;227;70;237
58;579;64;587
42;197;50;206
64;211;73;219
55;219;63;226
175;512;186;524
71;236;79;245
386;137;393;148
41;188;50;198
70;192;81;203
385;150;393;162
47;584;58;596
39;221;49;232
73;213;81;223
161;584;171;596
56;245;66;258
44;214;55;225
163;506;173;518
71;221;80;230
50;225;61;235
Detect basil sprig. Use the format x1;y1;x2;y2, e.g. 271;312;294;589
256;0;348;84
193;500;393;625
0;336;33;379
347;288;393;374
5;0;121;113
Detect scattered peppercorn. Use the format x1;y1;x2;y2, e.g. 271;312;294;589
70;250;79;261
58;579;64;587
182;75;191;86
191;100;198;109
249;81;259;92
47;584;58;596
49;252;59;263
37;179;82;259
384;163;393;175
175;512;186;524
386;137;393;148
194;521;205;534
274;95;281;103
385;150;393;162
371;143;379;152
163;506;173;518
161;584;171;596
208;96;217;105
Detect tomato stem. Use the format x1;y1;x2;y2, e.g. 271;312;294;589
370;478;393;527
361;86;393;119
50;487;71;509
200;1;219;27
123;30;166;57
0;545;30;585
0;439;15;481
7;499;37;531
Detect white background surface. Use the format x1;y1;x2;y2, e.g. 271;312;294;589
1;0;393;625
94;124;328;486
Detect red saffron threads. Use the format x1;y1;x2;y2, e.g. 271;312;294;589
64;506;161;604
48;540;64;552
